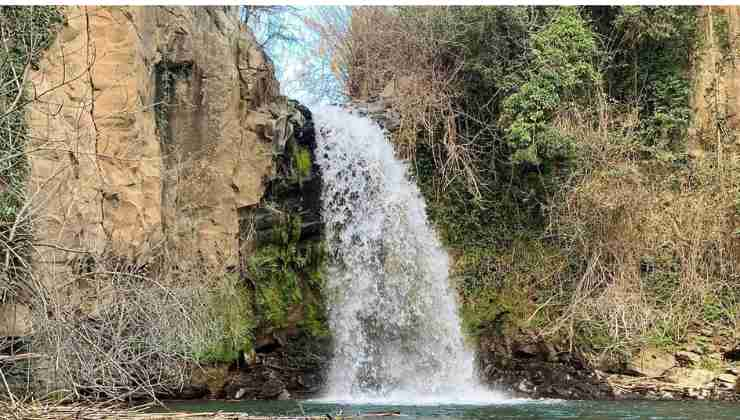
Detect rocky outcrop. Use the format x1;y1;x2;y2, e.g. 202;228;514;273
350;97;401;132
690;6;740;157
0;6;332;401
230;102;332;400
18;6;295;327
223;333;331;400
479;328;739;401
479;331;614;399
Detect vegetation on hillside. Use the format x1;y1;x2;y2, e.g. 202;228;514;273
337;5;740;363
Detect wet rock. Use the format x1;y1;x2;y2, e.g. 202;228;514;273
480;327;740;401
225;367;287;399
220;332;331;400
262;378;287;399
724;347;740;361
512;342;539;359
516;379;535;393
350;98;401;132
479;333;614;400
177;383;208;399
189;364;230;399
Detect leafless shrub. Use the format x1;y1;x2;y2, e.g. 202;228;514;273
305;7;483;197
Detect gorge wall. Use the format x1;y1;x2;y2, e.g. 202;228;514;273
3;6;283;332
0;6;329;399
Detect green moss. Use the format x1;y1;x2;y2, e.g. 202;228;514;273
455;240;571;337
294;146;313;184
248;212;328;336
301;299;330;338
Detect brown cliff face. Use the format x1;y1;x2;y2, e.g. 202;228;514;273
22;6;287;324
691;6;740;157
28;6;281;259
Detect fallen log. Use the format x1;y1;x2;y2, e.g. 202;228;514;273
0;353;44;363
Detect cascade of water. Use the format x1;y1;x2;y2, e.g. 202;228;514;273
313;105;505;404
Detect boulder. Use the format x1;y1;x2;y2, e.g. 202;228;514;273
224;367;287;400
684;343;705;355
190;364;230;398
717;373;737;384
626;348;676;377
663;367;716;387
675;351;702;366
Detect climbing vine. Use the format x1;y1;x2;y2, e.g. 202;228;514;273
0;6;63;301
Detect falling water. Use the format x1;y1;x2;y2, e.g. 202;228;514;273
314;106;505;404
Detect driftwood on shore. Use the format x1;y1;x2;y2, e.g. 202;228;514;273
0;401;403;420
0;353;43;363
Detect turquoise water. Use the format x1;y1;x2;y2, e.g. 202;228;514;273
160;399;740;419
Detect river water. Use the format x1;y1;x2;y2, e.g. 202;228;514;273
160;399;740;419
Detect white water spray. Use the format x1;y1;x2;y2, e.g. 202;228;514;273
313;106;506;404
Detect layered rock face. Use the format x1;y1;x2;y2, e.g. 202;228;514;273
22;6;290;317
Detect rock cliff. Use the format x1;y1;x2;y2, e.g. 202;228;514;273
0;6;331;399
17;6;293;326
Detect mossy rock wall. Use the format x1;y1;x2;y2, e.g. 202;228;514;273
229;101;330;399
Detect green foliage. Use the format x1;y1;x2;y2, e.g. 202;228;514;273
393;7;734;360
404;6;531;103
0;6;63;209
0;7;62;177
193;274;256;363
455;240;570;336
608;6;697;155
398;9;598;342
400;7;602;252
500;7;598;167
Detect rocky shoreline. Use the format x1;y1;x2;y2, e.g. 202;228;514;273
479;329;739;401
173;325;739;403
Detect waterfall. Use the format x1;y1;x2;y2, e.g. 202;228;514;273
314;105;504;404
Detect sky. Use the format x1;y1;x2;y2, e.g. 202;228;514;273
247;6;350;105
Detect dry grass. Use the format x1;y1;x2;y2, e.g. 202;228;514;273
545;93;740;356
0;243;243;402
313;6;482;198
